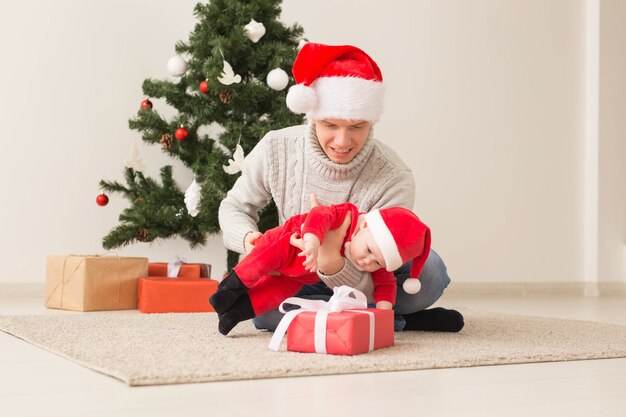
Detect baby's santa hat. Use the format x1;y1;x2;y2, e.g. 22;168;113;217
286;43;385;122
364;207;431;294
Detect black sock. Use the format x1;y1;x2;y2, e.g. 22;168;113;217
217;270;247;292
402;307;464;332
218;294;256;335
209;290;243;315
209;270;248;314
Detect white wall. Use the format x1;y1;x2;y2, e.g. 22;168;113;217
0;0;623;285
0;0;221;279
284;0;588;284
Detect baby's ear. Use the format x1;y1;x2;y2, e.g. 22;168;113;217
360;220;368;230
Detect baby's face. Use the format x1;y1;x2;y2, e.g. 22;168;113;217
345;221;387;272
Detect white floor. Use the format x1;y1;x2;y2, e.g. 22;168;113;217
1;284;625;417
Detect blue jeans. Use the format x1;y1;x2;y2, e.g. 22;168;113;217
252;249;451;332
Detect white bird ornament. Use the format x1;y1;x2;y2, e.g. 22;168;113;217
124;143;145;172
223;144;245;175
217;60;242;85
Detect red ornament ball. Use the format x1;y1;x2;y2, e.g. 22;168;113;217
199;80;210;94
96;193;109;206
175;127;188;141
140;98;153;110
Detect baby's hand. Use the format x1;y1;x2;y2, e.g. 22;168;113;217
298;233;321;272
375;301;393;310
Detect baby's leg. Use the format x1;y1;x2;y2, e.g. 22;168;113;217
211;224;297;314
234;225;298;287
217;274;305;335
247;274;305;316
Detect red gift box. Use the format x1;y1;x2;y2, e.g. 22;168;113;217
286;308;394;355
137;276;218;313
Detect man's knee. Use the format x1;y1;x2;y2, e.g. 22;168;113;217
394;249;451;315
251;310;282;332
420;249;451;287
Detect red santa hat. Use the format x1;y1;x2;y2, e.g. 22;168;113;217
286;43;385;122
364;207;431;294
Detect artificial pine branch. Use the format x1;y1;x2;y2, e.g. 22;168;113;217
128;109;170;144
100;0;305;272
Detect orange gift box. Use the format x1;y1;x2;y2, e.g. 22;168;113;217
138;276;218;313
147;262;211;278
286;308;394;355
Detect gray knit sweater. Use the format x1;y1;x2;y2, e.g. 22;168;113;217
218;122;415;298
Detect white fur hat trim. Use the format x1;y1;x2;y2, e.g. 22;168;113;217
364;209;403;271
287;77;384;122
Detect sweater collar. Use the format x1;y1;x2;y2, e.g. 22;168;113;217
305;121;375;181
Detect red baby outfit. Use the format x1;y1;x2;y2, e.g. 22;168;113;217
233;202;397;315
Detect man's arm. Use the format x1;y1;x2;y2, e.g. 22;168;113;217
218;134;273;254
300;197;354;277
289;203;354;273
316;168;415;282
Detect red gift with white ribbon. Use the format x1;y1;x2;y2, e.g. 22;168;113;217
268;286;394;355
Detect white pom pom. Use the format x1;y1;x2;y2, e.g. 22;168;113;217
286;84;316;114
402;278;421;294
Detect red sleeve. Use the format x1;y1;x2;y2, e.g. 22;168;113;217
371;270;397;305
301;203;354;245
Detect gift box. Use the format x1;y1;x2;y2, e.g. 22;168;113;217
286;308;394;355
147;262;211;278
268;286;394;355
138;260;216;313
137;276;218;313
45;255;148;311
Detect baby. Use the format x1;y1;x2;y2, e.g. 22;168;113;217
210;201;431;335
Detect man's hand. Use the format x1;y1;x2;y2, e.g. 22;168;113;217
244;231;262;254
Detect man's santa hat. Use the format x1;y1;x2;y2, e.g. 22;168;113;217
364;207;431;294
286;43;385;122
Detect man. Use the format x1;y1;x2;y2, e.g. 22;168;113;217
218;43;463;332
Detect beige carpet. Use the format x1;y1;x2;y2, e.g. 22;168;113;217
1;310;626;386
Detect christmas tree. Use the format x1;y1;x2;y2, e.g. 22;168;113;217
98;0;305;270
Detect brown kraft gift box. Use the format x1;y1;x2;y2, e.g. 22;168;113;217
45;255;148;311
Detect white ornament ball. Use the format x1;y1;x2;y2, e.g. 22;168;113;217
402;278;422;294
266;68;289;91
167;56;188;77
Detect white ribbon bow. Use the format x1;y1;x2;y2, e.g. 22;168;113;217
167;255;187;278
268;286;375;354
